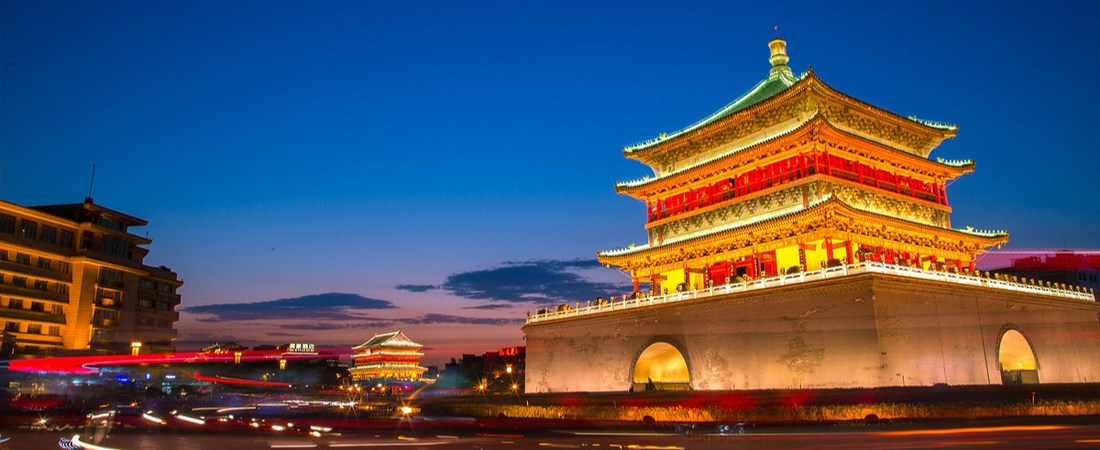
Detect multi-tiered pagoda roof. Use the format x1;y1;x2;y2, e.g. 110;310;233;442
598;37;1006;288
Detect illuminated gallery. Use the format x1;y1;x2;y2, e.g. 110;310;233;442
522;38;1100;392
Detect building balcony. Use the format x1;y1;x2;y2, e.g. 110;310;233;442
94;318;118;328
0;284;68;303
0;259;72;283
526;261;1097;324
97;279;125;290
95;298;123;309
0;308;66;325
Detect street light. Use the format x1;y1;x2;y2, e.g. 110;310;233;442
130;341;142;356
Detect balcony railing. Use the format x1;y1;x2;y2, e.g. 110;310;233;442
95;298;122;309
525;261;1096;324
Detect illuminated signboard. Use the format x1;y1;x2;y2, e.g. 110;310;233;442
286;343;315;353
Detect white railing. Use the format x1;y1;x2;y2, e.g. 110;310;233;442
525;261;1095;324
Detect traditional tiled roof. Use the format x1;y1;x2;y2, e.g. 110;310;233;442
597;195;1007;259
621;40;957;162
352;330;422;350
624;69;802;153
598;194;836;258
615;114;974;193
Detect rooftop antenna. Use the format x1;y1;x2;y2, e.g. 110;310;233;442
86;164;96;203
774;25;779;38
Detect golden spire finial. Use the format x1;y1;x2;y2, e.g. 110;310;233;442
768;31;791;77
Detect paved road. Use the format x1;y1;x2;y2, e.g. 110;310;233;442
5;421;1100;449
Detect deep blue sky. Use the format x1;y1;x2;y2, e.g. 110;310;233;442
2;1;1097;362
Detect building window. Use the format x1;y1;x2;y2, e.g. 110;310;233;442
18;220;36;239
92;309;119;327
139;298;154;309
160;301;173;311
161;284;174;294
8;299;23;309
0;214;15;234
100;267;122;282
0;250;6;261
137;317;154;327
158;319;172;328
59;230;74;248
16;253;30;265
48;326;61;336
27;324;41;334
30;302;43;312
37;258;52;270
140;279;156;290
40;225;57;244
51;305;63;315
5;322;19;332
97;216;123;231
101;235;131;259
33;280;47;291
12;276;26;288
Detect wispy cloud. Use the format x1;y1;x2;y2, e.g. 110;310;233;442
462;303;515;310
279;313;522;330
181;292;395;322
395;259;629;305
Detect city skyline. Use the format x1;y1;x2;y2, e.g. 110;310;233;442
2;1;1097;365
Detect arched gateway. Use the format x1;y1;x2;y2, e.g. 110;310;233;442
632;342;690;391
998;329;1039;384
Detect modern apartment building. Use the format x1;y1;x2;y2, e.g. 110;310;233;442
0;197;181;357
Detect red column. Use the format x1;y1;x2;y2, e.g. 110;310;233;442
825;237;835;262
683;267;690;290
632;277;639;293
941;183;949;206
798;243;807;271
845;241;854;264
749;254;758;278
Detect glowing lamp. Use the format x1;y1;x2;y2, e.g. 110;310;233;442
130;342;142;356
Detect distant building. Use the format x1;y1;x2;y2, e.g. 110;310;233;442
439;346;525;391
0;197;182;358
986;250;1100;301
349;330;427;382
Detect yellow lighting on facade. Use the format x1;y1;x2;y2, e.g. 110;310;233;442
279;359;287;370
130;342;142;356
